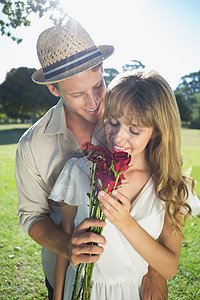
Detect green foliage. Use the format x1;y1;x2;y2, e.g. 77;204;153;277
0;67;58;122
0;125;199;299
103;60;145;87
122;59;145;72
103;68;119;87
176;71;200;96
175;70;200;129
190;116;200;129
175;92;192;125
0;0;68;43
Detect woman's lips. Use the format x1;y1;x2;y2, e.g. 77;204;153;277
113;143;128;151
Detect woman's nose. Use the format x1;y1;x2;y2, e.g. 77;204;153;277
114;126;130;145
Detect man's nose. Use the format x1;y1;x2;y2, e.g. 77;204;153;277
85;91;98;106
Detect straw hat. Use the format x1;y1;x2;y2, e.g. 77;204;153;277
32;18;114;85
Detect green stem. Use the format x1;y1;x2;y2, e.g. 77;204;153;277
72;162;126;299
71;263;84;300
89;163;96;216
112;173;121;191
88;262;94;285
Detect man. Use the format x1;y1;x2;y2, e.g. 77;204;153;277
16;18;168;299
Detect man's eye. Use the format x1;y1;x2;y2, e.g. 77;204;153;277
94;81;103;89
71;93;82;98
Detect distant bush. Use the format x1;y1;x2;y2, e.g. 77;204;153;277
190;116;200;129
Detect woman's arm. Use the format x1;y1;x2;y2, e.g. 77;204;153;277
98;189;182;280
53;254;69;300
53;204;77;300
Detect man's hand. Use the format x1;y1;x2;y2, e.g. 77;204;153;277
141;265;168;300
69;218;106;266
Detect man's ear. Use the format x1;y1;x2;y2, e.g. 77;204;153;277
47;84;60;97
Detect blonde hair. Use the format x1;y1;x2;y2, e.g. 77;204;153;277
103;70;194;234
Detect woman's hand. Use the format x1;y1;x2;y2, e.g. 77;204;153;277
98;189;132;230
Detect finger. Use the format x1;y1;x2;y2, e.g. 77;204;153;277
100;202;115;221
71;253;101;266
98;191;122;212
112;189;130;207
74;218;106;234
72;231;107;246
70;243;104;266
72;242;104;256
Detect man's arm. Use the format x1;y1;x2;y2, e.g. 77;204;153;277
16;138;106;264
29;219;70;257
141;265;168;300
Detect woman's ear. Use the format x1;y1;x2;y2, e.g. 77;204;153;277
47;84;60;97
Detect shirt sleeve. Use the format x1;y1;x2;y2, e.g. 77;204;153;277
49;157;91;206
15;137;52;233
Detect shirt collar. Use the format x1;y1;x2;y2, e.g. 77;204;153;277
43;99;106;146
44;98;66;136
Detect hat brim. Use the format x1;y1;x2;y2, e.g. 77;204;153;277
31;45;114;85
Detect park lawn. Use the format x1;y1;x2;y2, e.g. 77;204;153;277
181;128;200;198
0;125;199;299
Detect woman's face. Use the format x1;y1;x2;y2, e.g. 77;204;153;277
105;113;154;162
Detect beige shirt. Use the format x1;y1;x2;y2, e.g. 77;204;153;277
15;98;105;286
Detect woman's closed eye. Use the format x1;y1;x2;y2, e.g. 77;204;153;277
107;116;119;127
108;120;119;127
130;128;140;135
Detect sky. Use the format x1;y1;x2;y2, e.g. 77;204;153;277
0;0;200;90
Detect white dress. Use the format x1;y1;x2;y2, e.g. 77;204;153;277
49;157;200;300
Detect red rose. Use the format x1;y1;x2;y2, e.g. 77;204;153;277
111;151;131;173
81;142;94;151
107;177;122;193
95;170;115;190
95;170;123;194
87;146;112;171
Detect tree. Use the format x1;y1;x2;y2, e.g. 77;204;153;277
176;71;200;97
103;60;145;87
122;60;145;72
175;92;192;126
103;68;119;86
0;0;67;43
175;70;200;128
0;67;58;122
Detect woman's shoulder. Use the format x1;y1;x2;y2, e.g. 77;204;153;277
62;156;90;172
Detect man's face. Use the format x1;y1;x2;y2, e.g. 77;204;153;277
48;66;105;124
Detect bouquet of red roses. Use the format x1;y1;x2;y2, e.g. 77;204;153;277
71;142;131;300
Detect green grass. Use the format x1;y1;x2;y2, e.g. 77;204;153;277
181;128;200;198
0;125;48;299
0;125;199;299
